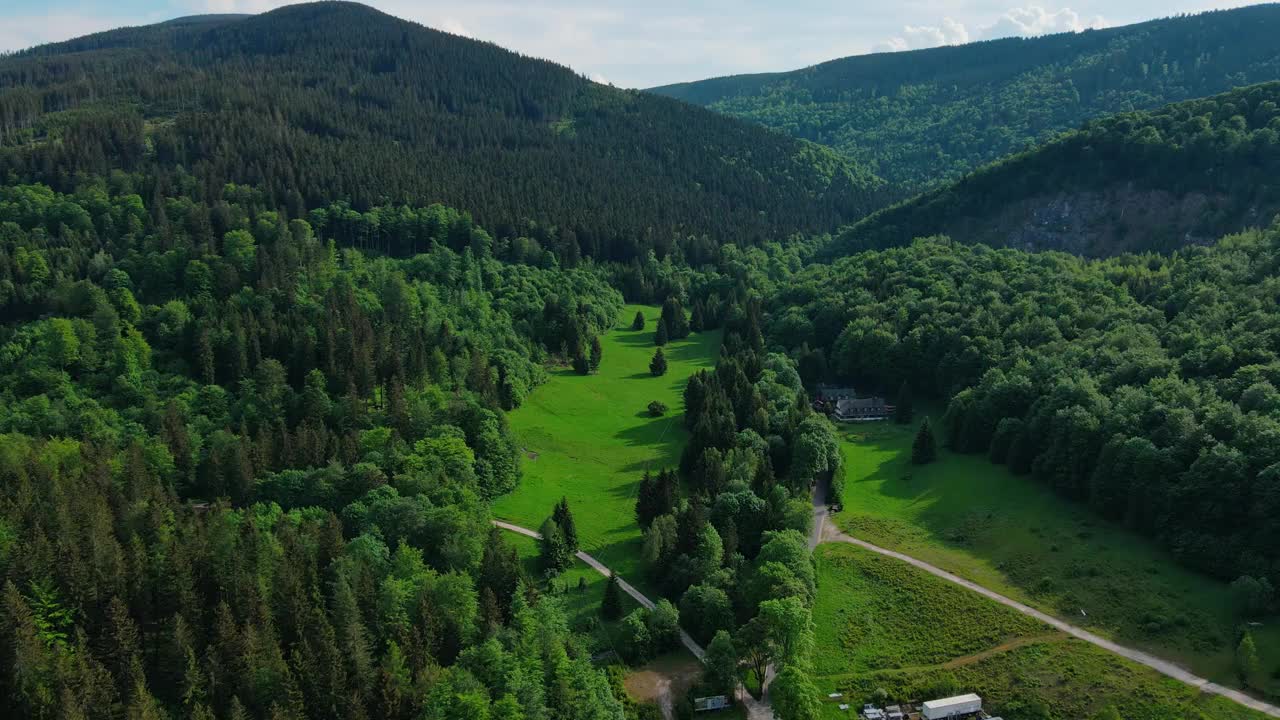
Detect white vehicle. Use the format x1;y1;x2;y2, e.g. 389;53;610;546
921;694;982;719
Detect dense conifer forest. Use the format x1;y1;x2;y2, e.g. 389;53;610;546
0;2;882;265
3;1;1280;718
651;4;1280;190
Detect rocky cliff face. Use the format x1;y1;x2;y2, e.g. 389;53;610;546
947;185;1270;256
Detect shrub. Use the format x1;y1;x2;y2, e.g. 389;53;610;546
648;400;668;417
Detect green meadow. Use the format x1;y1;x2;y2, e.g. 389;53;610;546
830;415;1280;693
813;543;1272;720
492;304;721;593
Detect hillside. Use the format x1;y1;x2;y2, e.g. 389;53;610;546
0;2;882;263
825;82;1280;257
650;4;1280;190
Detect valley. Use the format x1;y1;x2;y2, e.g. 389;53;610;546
1;3;1279;720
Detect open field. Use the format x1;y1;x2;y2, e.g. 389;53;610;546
492;304;721;594
830;416;1280;694
813;543;1274;720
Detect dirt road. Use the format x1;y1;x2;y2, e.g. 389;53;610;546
811;494;1280;718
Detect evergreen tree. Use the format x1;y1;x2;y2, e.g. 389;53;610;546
601;573;623;621
654;320;669;347
661;297;691;340
632;311;646;331
893;382;914;424
650;348;668;376
552;498;579;553
539;518;572;575
572;349;590;376
589;336;603;373
690;302;706;333
912;417;937;465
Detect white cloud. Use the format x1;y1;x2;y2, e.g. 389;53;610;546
875;16;970;53
875;5;1109;54
438;18;472;37
979;5;1108;40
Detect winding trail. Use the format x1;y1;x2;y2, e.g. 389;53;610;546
809;488;1280;719
491;520;775;720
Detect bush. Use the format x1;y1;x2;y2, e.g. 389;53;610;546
619;609;653;662
648;400;668;417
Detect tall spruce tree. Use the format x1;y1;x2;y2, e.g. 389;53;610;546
539;518;572;575
552;497;579;553
632;311;646;331
650;348;668;376
654;320;669;347
912;417;937;465
589;336;603;373
602;573;623;620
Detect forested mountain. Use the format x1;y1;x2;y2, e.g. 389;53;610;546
828;82;1280;257
0;2;882;263
766;229;1280;599
651;4;1280;190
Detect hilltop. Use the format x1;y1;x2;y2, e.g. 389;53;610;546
827;82;1280;257
651;4;1280;191
0;1;881;262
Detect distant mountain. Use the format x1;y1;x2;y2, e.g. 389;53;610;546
651;4;1280;191
825;82;1280;257
0;2;882;262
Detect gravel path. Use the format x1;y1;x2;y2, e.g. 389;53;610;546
812;493;1280;718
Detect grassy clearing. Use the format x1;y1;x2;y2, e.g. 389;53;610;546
812;543;1272;720
830;415;1280;691
492;304;720;593
812;539;1043;677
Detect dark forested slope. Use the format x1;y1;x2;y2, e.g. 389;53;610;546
0;2;881;262
651;4;1280;190
827;82;1280;257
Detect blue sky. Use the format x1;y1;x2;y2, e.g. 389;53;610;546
1;0;1266;88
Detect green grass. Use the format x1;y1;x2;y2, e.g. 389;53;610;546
830;415;1280;695
812;543;1273;720
492;304;721;595
812;539;1043;677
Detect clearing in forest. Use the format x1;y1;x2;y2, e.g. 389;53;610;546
813;542;1273;720
830;416;1280;692
492;304;721;593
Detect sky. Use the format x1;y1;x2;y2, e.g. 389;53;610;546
0;0;1268;88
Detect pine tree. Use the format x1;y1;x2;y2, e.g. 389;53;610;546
572;349;589;375
650;348;668;376
552;497;579;552
601;573;623;620
690;302;705;332
631;311;646;331
912;417;937;465
539;518;572;575
654;319;669;346
589;336;603;373
894;381;914;424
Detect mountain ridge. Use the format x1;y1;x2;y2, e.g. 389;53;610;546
0;1;883;262
824;81;1280;258
649;4;1280;190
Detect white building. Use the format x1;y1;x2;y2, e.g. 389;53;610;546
921;694;982;720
